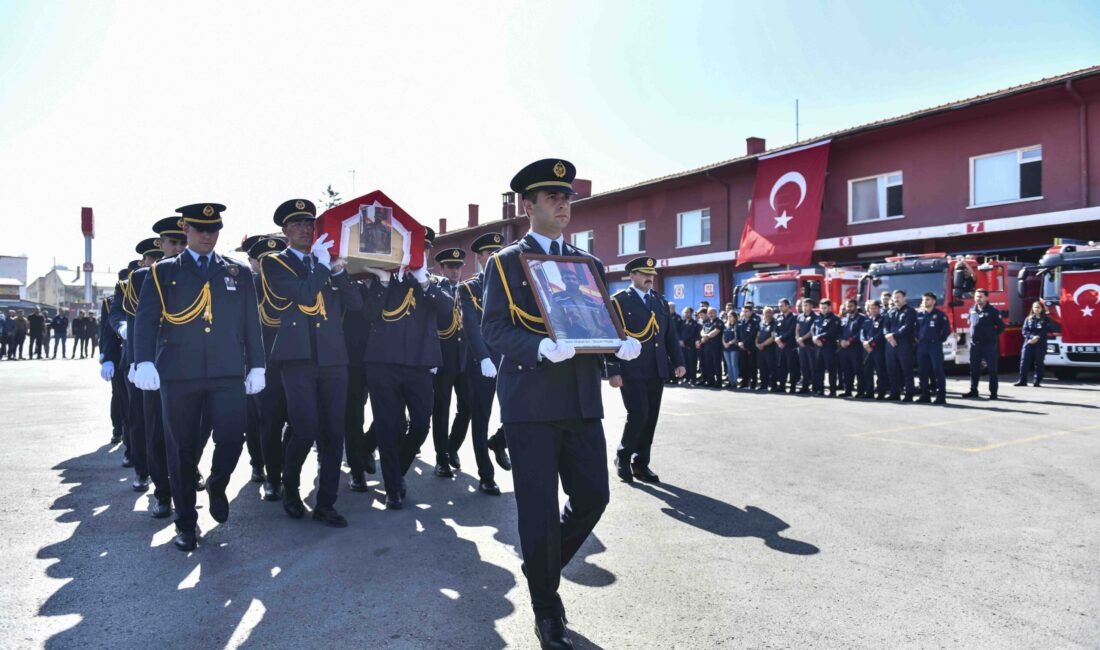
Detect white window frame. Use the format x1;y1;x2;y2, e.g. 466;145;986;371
618;220;646;256
968;145;1043;209
676;208;711;248
847;171;904;225
570;230;594;253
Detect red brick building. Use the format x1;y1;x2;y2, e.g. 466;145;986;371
435;66;1100;309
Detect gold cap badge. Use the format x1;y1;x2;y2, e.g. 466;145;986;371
202;205;215;217
646;258;655;267
267;240;276;249
295;200;305;210
452;250;460;258
493;234;501;243
553;161;566;178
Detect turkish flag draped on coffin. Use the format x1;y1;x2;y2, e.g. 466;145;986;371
737;140;831;267
1058;269;1100;344
316;189;427;274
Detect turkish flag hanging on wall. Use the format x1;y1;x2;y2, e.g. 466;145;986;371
737;140;831;267
1058;270;1100;344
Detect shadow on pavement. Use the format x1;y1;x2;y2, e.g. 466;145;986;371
633;482;820;556
38;448;518;648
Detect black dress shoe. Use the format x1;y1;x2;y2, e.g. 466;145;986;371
283;492;306;519
841;391;853;398
448;452;461;471
916;396;932;403
151;499;172;519
798;388;811;394
934;397;947;405
962;390;980;398
614;455;633;483
1013;380;1027;387
1033;382;1042;387
173;527;198;552
901;395;914;403
488;435;512;471
132;475;150;492
631;463;660;483
348;472;369;492
121;455;134;468
534;616;573;650
363;453;377;475
312;506;348;528
434;462;454;478
385;493;404;510
874;394;887;401
262;481;282;501
478;479;501;496
209;488;229;523
989;394;998;401
110;433;122;444
195;472;206;492
250;468;265;483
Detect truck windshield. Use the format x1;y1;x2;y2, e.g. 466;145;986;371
743;280;797;308
866;271;946;307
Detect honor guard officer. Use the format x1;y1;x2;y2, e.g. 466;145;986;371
838;299;865;398
98;270;128;445
483;158;641;649
606;256;686;484
962;288;1005;400
260;199;363;527
916;292;951;404
133;203;266;551
884;289;917;401
859;300;888;399
430;247;472;478
360;233;446;509
774;298;799;392
456;232;511;495
811;299;840;396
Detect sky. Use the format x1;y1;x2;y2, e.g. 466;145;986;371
1;0;1099;282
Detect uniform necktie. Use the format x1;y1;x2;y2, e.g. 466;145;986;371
645;292;656;312
304;255;314;272
198;255;209;276
549;240;561;256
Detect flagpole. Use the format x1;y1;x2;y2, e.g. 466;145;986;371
796;99;800;143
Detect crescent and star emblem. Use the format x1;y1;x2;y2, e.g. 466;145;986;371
768;171;807;230
1072;283;1100;317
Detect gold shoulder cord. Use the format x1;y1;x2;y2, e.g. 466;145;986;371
461;282;483;313
152;263;212;325
437;297;461;338
491;253;547;335
120;280;137;316
381;287;416;322
258;293;281;328
612;295;659;342
260;256;327;320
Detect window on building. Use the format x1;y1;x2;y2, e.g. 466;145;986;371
971;146;1042;207
619;220;645;255
848;172;903;224
677;209;711;247
571;230;594;253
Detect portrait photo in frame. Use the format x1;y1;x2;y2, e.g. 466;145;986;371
519;253;625;353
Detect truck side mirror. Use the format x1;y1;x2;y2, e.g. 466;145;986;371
1015;268;1028;299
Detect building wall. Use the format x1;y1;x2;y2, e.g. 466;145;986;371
0;256;28;299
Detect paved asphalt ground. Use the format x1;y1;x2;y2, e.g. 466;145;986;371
1;358;1098;649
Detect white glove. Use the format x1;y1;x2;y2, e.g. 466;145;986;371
615;337;642;361
411;256;429;285
366;267;391;282
127;363;136;384
538;338;576;363
310;233;334;268
134;362;160;391
480;357;497;378
244;367;266;395
117;321;128;340
100;361;115;381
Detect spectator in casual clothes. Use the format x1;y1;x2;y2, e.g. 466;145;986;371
27;308;45;359
51;311;69;359
10;310;28;359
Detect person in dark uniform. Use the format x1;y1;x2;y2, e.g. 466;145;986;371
483;159;640;649
260;199;363;527
1017;300;1053;387
755;306;779;391
98;285;126;444
50;311;69;359
795;299;816;394
430;247;472;478
837;298;864;398
679;307;700;385
962;288;1005;400
915;292;950;404
360;236;446;509
859;300;888;400
774;298;799;393
666;303;683;385
884;289;917;401
341;269;378;492
456;232;511;492
698;307;723;387
607;256;686;483
133;202;266;551
735;303;759;389
811;299;840;396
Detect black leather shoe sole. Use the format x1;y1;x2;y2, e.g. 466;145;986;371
348;480;369;492
385;494;404;510
209;490;229;523
283;499;306;519
434;464;455;478
173;532;197;552
479;481;502;496
151;502;172;519
449;455;461;471
132;479;150;492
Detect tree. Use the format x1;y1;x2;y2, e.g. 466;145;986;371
319;184;342;209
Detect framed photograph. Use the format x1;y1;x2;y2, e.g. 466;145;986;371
520;253;625;353
357;204;393;255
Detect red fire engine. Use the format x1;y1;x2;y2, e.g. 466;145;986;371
734;266;862;311
1017;242;1100;379
861;253;1031;366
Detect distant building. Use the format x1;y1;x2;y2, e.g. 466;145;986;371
26;267;115;314
0;255;28;300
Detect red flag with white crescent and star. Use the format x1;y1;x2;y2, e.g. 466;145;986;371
737;140;831;267
1058;269;1100;344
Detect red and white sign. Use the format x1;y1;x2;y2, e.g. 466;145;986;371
737;140;831;267
82;262;94;273
673;284;685;300
702;282;715;298
81;207;94;238
838;236;853;247
1059;270;1100;344
966;221;985;234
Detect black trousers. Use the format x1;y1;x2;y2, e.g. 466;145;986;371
738;347;757;387
160;376;247;532
917;344;946;400
51;334;67;358
839;345;863;393
142;388;171;502
344;365;371;476
259;360;290;487
506;419;609;618
814;345;838;392
618;377;664;465
79;335;90;357
10;333;25;358
365;363;433;497
797;344;815;390
459;361;496;481
281;362;348;509
126;380;149;478
244;392;265;473
681;345;697;383
30;333;45;358
886;343;915;398
701;345;722;385
110;369;128;440
778;343;799;389
970;341;1000;395
862;345;887;397
758;346;777;389
431;369;471;464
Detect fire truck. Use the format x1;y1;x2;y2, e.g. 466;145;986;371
734;265;863;311
1016;242;1100;379
860;253;1031;366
